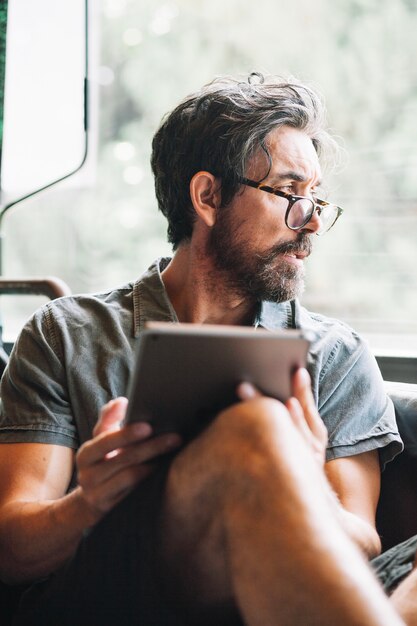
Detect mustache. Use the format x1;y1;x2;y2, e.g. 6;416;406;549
262;234;313;260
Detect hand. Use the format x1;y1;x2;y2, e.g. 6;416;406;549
76;397;182;524
237;368;327;465
286;368;328;464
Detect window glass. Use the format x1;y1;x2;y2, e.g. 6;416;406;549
2;0;417;354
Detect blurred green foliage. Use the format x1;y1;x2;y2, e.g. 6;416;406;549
2;0;417;346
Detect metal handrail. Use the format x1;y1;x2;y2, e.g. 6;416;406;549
0;276;71;300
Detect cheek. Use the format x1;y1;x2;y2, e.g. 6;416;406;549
229;198;288;247
248;215;288;247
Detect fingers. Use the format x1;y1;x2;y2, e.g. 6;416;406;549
291;368;316;421
93;397;129;436
236;373;327;465
78;462;157;517
78;428;181;484
82;421;153;465
285;396;309;435
236;382;263;401
290;368;328;447
77;429;182;520
77;396;182;521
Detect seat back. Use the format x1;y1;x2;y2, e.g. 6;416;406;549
377;384;417;551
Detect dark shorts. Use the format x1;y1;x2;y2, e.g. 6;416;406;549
371;534;417;594
15;454;416;625
13;462;186;626
13;459;243;626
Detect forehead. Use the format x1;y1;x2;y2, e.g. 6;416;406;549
251;126;321;181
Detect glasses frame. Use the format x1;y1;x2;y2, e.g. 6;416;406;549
239;177;343;235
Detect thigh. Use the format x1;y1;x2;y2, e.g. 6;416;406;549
16;398;290;626
156;398;299;620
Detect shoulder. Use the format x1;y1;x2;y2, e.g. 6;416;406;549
295;304;401;464
39;282;134;326
295;303;367;373
43;282;135;320
294;302;382;413
20;282;135;358
40;257;176;339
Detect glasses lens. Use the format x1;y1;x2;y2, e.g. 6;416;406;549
316;205;340;235
287;198;314;229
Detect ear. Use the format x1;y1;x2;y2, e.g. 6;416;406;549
189;171;221;227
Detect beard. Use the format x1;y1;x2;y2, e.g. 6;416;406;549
207;209;312;303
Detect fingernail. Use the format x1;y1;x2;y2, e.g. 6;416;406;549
238;382;256;399
132;422;153;437
298;368;310;384
164;434;182;449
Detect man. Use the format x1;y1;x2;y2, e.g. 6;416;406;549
0;73;405;625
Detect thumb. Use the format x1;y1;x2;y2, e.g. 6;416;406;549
93;397;129;436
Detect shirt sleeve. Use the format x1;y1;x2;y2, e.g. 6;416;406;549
307;320;403;468
0;302;79;448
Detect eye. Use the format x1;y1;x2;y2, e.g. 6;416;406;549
311;184;328;201
275;185;294;195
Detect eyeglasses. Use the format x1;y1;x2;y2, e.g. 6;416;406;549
239;177;343;236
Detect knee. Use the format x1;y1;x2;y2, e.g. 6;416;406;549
215;396;291;448
209;397;297;478
165;397;301;512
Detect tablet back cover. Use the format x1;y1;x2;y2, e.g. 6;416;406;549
126;323;311;438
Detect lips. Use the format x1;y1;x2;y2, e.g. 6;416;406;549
285;251;308;260
272;235;312;260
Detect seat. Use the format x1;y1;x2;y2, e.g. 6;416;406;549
377;383;417;551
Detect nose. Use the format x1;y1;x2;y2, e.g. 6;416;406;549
301;206;323;235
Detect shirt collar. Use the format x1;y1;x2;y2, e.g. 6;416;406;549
132;257;298;336
256;300;297;331
132;257;177;337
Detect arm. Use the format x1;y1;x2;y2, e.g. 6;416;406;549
291;367;382;558
325;452;382;558
0;398;181;585
0;441;86;584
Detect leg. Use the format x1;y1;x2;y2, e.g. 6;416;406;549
159;397;403;626
13;397;403;626
392;568;417;625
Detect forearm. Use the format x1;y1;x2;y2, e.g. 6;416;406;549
315;467;381;558
0;486;99;585
335;505;381;559
324;452;382;559
0;404;181;587
322;481;381;558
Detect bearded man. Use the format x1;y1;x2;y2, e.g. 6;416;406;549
0;74;404;626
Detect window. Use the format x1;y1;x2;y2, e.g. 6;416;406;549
2;0;417;357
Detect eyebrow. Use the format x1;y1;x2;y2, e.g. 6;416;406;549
268;171;323;187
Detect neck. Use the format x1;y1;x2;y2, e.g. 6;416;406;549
162;244;257;326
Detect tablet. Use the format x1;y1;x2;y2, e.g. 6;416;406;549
125;321;312;438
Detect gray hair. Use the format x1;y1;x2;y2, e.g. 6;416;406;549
151;72;338;249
